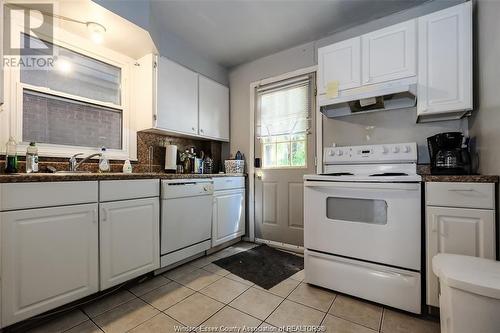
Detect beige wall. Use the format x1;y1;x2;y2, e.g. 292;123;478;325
467;0;500;258
229;0;466;164
468;0;500;175
229;42;315;161
322;109;468;163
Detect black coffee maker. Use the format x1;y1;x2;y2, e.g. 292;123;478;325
427;132;472;175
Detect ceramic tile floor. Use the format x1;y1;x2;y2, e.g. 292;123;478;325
18;242;440;333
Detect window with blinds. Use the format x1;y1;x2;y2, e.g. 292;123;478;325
256;74;313;169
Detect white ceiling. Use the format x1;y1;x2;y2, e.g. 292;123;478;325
150;0;428;68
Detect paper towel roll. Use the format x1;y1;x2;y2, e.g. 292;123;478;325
164;144;177;170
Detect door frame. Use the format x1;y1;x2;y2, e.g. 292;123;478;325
247;65;321;243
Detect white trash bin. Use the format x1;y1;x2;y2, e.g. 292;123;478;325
432;254;500;333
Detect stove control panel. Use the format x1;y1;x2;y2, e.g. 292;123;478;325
324;143;418;164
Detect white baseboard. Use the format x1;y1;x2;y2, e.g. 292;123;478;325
255;238;304;254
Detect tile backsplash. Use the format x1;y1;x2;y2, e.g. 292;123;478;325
0;131;225;174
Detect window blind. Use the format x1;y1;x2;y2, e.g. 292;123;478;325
256;74;313;138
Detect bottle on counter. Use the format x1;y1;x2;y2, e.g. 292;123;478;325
99;147;110;173
122;159;132;173
189;147;196;173
203;155;213;174
5;136;18;173
26;142;39;173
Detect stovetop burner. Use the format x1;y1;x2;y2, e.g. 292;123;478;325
370;172;408;177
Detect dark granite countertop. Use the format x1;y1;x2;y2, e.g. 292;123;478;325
420;174;499;183
0;173;246;183
417;165;498;183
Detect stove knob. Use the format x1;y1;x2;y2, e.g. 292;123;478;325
392;146;400;153
382;146;389;154
328;150;335;156
403;145;411;153
336;150;343;156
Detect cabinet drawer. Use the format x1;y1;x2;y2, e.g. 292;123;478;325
0;181;98;211
100;179;159;202
213;177;245;191
426;182;494;209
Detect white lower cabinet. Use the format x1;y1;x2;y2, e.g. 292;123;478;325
99;197;159;290
1;204;99;326
212;178;245;247
425;182;496;308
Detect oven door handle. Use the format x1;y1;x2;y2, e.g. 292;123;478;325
304;181;420;191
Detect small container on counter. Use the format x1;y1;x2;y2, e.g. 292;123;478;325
122;159;133;173
26;142;39;173
224;159;245;174
99;147;110;173
5;137;18;173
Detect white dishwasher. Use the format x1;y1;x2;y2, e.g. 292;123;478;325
160;179;213;268
212;177;245;247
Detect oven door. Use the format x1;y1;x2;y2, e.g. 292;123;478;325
304;180;421;270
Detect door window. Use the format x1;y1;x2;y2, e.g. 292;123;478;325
326;197;387;225
256;75;312;169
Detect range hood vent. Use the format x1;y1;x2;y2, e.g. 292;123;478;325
320;79;417;118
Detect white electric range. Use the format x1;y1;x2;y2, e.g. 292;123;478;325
303;142;422;314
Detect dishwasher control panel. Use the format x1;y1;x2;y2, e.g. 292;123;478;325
161;179;214;199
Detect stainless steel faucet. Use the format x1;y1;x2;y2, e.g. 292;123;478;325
69;153;102;171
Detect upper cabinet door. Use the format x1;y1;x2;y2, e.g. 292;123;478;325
156;56;199;135
362;20;417;85
417;2;472;116
317;37;361;94
199;76;230;141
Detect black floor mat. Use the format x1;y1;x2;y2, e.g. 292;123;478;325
213;245;304;289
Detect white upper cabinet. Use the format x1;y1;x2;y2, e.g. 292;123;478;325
317;37;361;95
156;56;199;135
134;54;230;141
362;20;417;85
417;2;472;121
199;76;230;141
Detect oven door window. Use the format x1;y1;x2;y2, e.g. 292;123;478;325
326;197;387;225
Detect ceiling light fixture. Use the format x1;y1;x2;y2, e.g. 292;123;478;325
8;4;108;45
87;22;106;44
56;58;72;74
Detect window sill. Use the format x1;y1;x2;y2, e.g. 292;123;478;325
12;143;136;162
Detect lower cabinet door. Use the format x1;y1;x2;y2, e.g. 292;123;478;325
212;189;245;247
426;206;495;307
100;197;159;289
1;204;99;326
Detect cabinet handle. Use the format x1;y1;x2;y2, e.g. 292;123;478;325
449;188;475;192
431;220;437;232
92;209;98;223
101;208;108;221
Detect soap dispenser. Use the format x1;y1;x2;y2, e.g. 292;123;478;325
99;147;110;173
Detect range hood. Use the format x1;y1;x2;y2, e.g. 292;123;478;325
320;78;417;118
